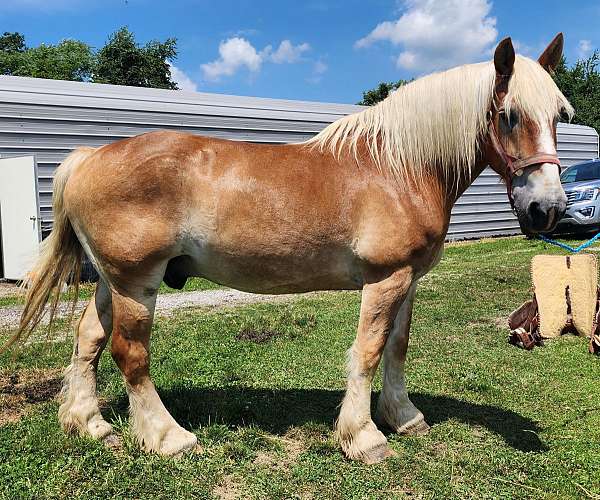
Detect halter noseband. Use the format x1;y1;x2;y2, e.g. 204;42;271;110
488;107;561;209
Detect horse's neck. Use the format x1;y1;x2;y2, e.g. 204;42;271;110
347;137;490;213
404;157;488;214
448;158;489;205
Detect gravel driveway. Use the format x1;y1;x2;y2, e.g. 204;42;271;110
0;289;305;330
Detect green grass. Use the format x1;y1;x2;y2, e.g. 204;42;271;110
1;236;600;499
158;277;223;294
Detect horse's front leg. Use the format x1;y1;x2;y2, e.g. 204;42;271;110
375;282;430;435
336;268;413;464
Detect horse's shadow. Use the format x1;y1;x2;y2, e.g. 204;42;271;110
108;386;547;453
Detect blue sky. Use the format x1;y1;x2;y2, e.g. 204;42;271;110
1;0;599;103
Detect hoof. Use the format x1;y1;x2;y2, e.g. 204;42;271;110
158;427;198;457
361;443;397;465
59;402;113;440
375;400;430;436
398;417;431;436
87;416;114;440
102;433;122;449
339;422;396;464
130;410;198;457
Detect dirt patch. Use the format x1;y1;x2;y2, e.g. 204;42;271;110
493;316;509;329
429;442;448;457
466;316;508;331
235;328;284;344
212;474;245;500
253;433;306;470
250;435;314;499
0;368;62;425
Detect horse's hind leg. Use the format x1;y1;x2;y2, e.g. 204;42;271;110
375;283;429;435
59;280;114;439
110;278;197;456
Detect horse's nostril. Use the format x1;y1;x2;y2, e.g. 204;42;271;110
527;201;563;231
528;201;543;218
527;201;551;230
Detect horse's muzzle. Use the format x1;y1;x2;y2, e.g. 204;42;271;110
526;200;566;233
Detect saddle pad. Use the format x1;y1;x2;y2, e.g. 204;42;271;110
531;254;597;338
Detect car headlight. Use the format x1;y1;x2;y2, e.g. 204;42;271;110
580;188;600;201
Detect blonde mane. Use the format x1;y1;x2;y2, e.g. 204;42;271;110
306;55;573;184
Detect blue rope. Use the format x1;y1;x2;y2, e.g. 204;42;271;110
538;231;600;253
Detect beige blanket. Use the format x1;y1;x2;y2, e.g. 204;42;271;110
532;254;597;338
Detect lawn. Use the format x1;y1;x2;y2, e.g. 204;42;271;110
1;237;599;499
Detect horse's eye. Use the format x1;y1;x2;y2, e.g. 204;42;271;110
559;108;571;122
500;110;519;131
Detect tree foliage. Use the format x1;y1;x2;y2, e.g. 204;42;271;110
94;27;178;89
552;52;600;134
0;28;178;89
0;32;95;81
358;80;410;106
0;32;25;53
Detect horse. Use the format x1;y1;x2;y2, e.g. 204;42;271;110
3;34;573;464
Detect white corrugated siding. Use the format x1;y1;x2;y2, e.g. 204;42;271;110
0;75;598;239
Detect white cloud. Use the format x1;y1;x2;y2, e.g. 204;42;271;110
577;39;593;60
355;0;497;73
314;60;328;74
307;60;328;84
168;63;198;92
269;40;311;63
201;37;263;81
201;37;312;81
512;40;532;57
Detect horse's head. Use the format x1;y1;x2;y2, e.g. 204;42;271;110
486;34;573;235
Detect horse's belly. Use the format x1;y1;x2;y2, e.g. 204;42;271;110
185;242;362;294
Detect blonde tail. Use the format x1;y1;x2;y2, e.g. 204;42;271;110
0;147;96;353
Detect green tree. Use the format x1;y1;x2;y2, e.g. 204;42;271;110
0;28;179;90
358;80;410;106
0;32;25;53
0;32;94;81
552;52;600;134
19;40;95;81
94;27;178;89
0;32;26;76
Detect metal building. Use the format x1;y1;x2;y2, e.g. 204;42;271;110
0;75;598;277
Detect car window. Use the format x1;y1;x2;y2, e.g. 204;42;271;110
561;162;600;183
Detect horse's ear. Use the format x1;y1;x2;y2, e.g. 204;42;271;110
494;37;515;77
538;33;563;72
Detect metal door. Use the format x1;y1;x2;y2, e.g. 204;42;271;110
0;156;40;280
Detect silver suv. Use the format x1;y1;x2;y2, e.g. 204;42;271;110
554;158;600;233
